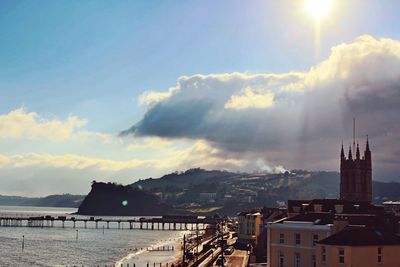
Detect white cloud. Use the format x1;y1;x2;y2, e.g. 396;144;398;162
139;87;179;106
224;87;274;110
0;153;147;171
0;139;250;195
284;35;400;93
0;108;87;142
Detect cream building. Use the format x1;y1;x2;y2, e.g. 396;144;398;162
267;212;336;267
317;227;400;267
237;210;262;246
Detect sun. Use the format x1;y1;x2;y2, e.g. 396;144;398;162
306;0;333;21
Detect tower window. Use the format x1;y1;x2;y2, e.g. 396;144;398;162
295;233;301;245
279;233;284;244
313;234;318;246
378;247;382;263
339;248;345;263
279;251;284;267
295;253;301;267
322;246;326;262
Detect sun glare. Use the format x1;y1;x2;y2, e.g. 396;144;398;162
306;0;333;21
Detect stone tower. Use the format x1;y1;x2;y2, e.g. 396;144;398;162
340;138;372;202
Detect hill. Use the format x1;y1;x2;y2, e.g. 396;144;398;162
0;194;84;208
77;181;180;216
132;168;240;190
131;168;400;215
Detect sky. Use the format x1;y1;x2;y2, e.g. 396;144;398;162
1;0;400;196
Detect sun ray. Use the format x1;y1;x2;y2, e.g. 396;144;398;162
305;0;333;62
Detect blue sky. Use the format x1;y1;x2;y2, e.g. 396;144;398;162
1;0;400;195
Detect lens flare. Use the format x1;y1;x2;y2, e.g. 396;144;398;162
121;200;128;207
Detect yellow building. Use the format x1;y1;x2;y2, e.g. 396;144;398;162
237;210;262;246
317;227;400;267
267;212;336;267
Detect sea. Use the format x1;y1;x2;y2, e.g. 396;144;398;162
0;206;188;267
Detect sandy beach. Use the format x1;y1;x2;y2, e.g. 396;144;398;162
115;230;189;267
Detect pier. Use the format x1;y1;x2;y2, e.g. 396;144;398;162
0;215;222;230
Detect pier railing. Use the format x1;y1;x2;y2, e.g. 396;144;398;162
0;214;221;230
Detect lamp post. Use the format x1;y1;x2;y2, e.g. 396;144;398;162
220;222;225;267
182;234;186;265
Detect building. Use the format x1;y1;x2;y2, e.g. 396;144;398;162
267;212;336;267
287;199;383;218
199;192;217;203
340;138;372;202
383;201;400;215
255;208;287;262
267;208;399;267
317;227;400;267
237;209;263;247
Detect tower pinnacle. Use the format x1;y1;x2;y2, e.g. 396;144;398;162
341;143;345;159
356;143;360;159
348;145;352;160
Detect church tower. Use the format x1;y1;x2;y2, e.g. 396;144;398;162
340;137;372;202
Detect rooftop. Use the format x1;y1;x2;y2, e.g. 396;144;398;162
288;199;383;215
318;227;400;246
280;212;334;225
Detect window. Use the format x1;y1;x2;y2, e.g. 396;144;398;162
378;247;382;263
339;248;345;263
312;255;316;267
313;234;319;246
295;253;301;267
279;251;284;267
322;246;326;262
279;233;285;244
295;233;301;245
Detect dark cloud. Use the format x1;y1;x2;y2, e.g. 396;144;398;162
123;36;400;180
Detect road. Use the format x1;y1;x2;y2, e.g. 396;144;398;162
225;249;249;267
198;248;221;267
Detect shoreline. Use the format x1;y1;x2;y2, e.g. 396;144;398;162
115;230;190;267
